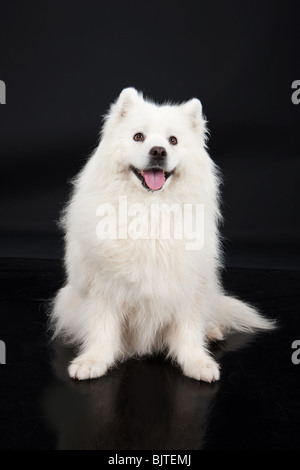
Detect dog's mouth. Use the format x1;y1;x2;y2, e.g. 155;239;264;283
130;166;175;191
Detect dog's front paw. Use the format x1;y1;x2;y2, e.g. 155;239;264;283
68;356;108;380
182;356;220;383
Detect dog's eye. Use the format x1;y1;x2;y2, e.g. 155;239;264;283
169;136;178;145
134;132;144;142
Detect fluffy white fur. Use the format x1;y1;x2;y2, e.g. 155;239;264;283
52;87;273;382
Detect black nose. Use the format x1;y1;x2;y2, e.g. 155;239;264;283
149;146;167;162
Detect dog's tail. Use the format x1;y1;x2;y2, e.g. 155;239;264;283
215;294;276;332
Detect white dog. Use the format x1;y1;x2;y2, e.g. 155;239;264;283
52;88;273;382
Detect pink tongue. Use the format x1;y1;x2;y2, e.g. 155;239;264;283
143;169;166;190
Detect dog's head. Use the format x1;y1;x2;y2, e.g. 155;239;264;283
101;88;208;192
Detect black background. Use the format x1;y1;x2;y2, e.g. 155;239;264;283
0;1;300;451
0;0;299;266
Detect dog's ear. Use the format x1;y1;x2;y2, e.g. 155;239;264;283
182;98;204;128
101;88;142;136
114;87;141;118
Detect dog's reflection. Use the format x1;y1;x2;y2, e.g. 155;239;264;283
43;332;253;450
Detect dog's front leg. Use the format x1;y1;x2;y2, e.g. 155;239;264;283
68;297;121;380
165;303;220;383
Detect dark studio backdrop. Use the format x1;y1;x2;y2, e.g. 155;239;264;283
0;0;299;268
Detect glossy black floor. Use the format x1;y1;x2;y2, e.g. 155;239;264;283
0;257;299;450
